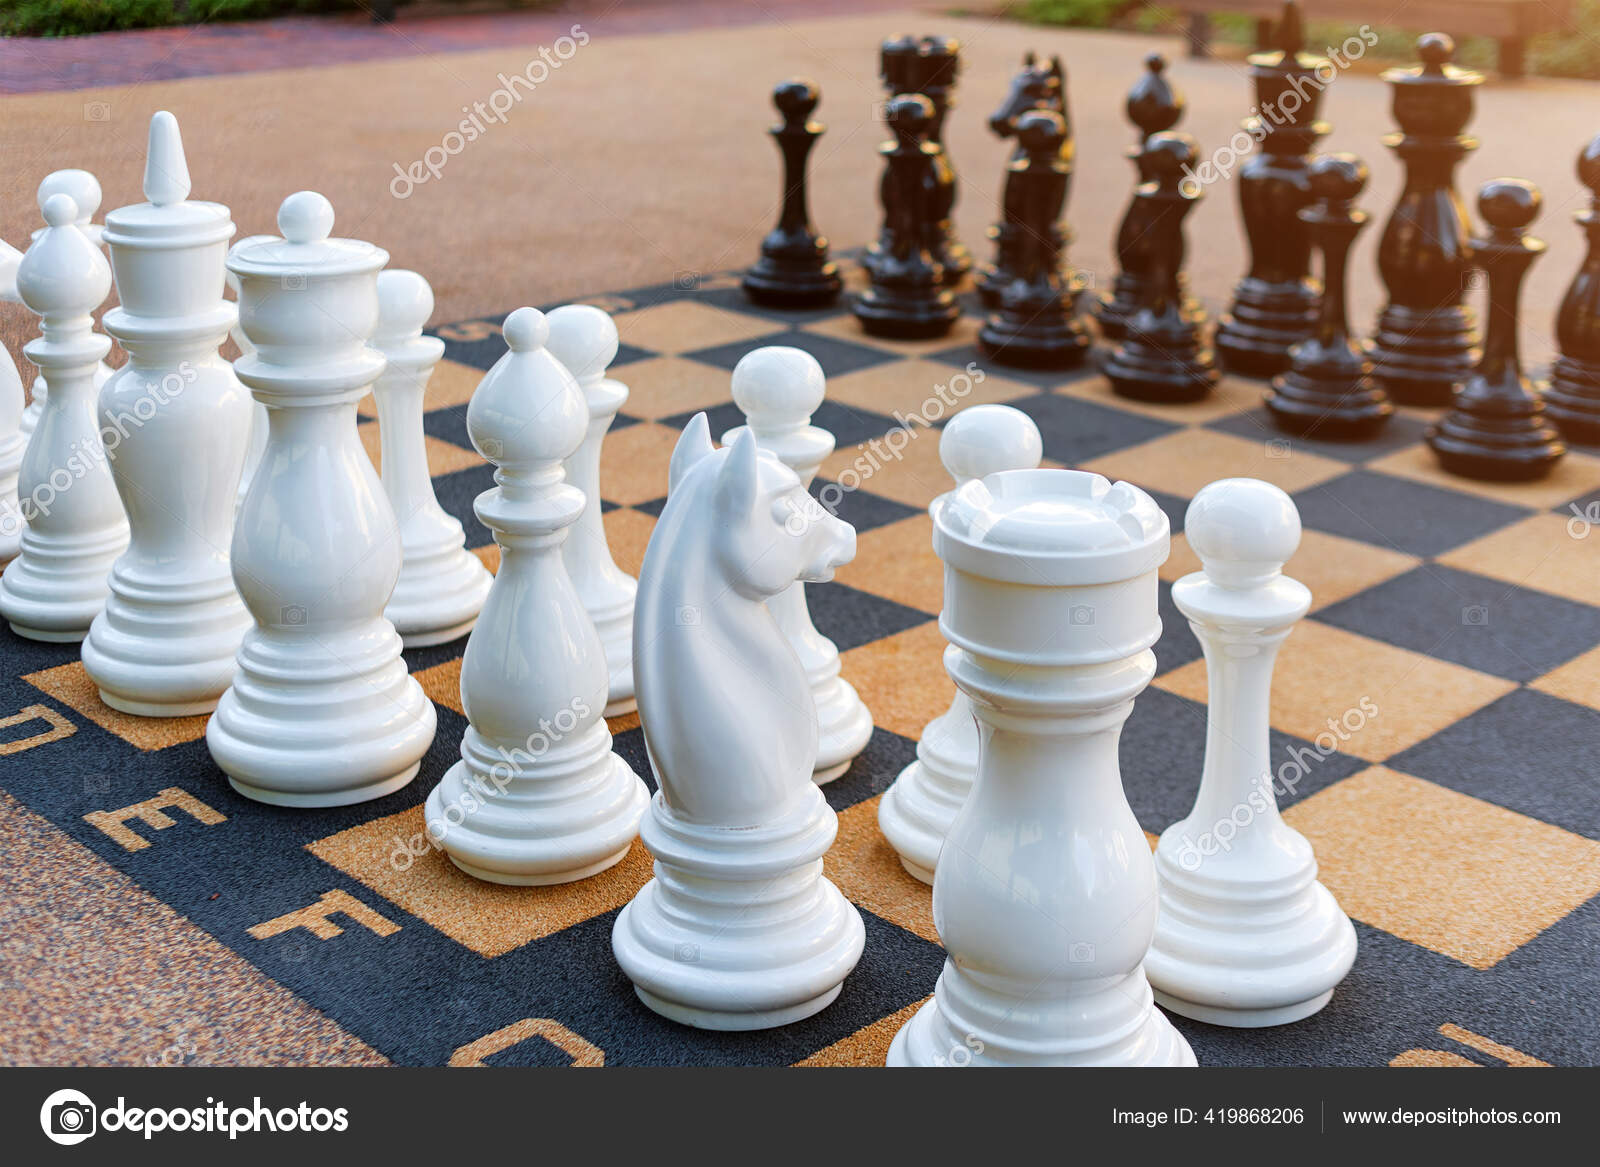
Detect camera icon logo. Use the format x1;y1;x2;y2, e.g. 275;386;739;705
673;270;700;291
675;606;701;627
1068;941;1096;963
1462;604;1489;626
674;942;700;963
83;101;110;123
1068;604;1095;627
40;1088;97;1146
282;272;308;292
280;604;308;627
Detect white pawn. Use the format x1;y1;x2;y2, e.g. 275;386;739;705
888;468;1194;1066
614;416;865;1029
207;191;435;806
0;342;24;564
0;193;128;641
372;270;491;646
20;170;111;438
1147;479;1357;1026
81;111;254;717
721;347;872;783
878;404;1042;883
425;308;647;884
546;304;637;716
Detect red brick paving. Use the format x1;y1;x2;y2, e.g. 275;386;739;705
0;0;926;95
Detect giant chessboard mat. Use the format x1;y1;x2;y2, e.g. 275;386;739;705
5;268;1600;1069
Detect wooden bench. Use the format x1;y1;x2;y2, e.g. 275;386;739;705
1180;0;1577;77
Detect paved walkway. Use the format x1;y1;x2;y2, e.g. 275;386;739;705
0;0;922;94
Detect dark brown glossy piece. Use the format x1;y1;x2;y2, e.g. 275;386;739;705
1266;154;1393;438
978;111;1091;369
1543;133;1600;445
1367;34;1483;406
742;80;844;309
1095;55;1199;341
852;94;960;340
1102;133;1218;403
1215;2;1328;379
1427;180;1566;480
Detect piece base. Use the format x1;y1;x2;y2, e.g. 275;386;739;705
228;762;420;809
100;690;218;718
604;695;638;719
447;843;631;887
813;759;850;785
399;617;477;649
897;855;935;886
1154;987;1334;1029
634;983;843;1032
7;622;87;643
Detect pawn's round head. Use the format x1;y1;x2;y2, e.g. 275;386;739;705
278;191;335;244
375;269;434;340
773;79;820;120
886;93;935;138
545;303;619;382
41;192;79;230
1417;32;1455;71
1184;478;1301;586
502;305;550;353
1308;153;1368;204
1014;109;1066;157
940;405;1043;486
1478;177;1541;232
731;345;825;428
1143;131;1198;179
39;169;100;222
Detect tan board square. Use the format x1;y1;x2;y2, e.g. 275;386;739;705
1060;371;1261;425
1530;644;1600;710
357;421;481;478
1153;618;1516;761
413;658;464;716
802;311;983;357
357;357;483;420
306;805;652;958
612;300;784;356
1367;444;1600;512
820;357;1038;419
616;356;732;421
1082;429;1348;500
839;618;950;742
1437;513;1600;607
1283;766;1600;969
23;662;208;751
601;506;658;580
796;997;929;1067
471;543;500;575
826;796;935;944
1161;527;1421;612
597;422;678;506
833;513;940;616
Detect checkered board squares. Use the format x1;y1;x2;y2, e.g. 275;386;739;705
3;268;1600;1069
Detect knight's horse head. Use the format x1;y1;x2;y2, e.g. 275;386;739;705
669;414;855;600
988;51;1065;137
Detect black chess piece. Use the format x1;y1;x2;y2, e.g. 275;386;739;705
742;80;844;309
1427;180;1566;481
976;52;1070;309
852;94;960;340
1102;133;1218;403
1095;55;1199;341
1543;133;1600;446
977;110;1090;370
1215;2;1328;379
1367;34;1483;406
900;36;970;284
1266;155;1393;439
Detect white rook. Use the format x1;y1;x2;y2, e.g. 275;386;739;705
888;468;1195;1066
1147;477;1356;1026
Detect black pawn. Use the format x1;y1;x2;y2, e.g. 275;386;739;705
978;110;1090;370
1215;2;1328;379
901;36;970;284
1266;155;1393;439
1543;133;1600;445
1367;34;1483;406
742;80;843;309
976;52;1069;309
1427;180;1566;481
1102;133;1218;403
852;94;960;340
1095;55;1198;341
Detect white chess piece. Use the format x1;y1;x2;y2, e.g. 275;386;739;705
721;347;872;784
613;416;865;1030
81;111;254;717
0;342;25;564
888;469;1195;1067
425;308;648;883
0;237;22;301
20;170;111;438
0;193;128;641
227;256;270;507
207;191;435;807
372;270;491;646
546;304;637;716
878;404;1042;883
1147;478;1357;1027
